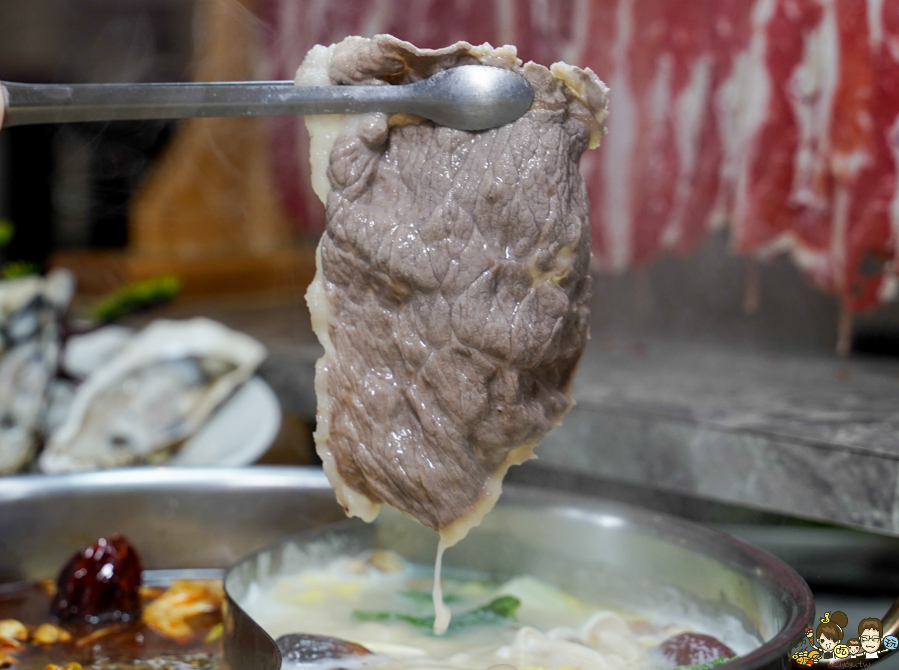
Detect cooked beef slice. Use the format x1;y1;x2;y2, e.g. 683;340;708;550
303;35;608;534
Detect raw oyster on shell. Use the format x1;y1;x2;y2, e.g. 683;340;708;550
0;340;58;473
39;318;266;473
0;269;74;352
0;269;74;474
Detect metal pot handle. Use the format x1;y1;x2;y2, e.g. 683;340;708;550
883;596;899;648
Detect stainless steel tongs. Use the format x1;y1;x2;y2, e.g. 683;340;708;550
0;65;533;132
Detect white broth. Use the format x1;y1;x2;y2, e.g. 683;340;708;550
239;550;759;670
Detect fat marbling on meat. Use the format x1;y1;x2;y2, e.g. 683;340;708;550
301;35;608;543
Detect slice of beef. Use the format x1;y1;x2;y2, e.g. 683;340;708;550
301;35;608;538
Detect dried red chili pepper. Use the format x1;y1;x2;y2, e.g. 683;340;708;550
50;535;143;624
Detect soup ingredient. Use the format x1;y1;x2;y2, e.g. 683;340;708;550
142;580;224;640
33;623;73;645
301;34;608;545
276;633;371;663
245;550;608;669
400;590;459;604
658;632;737;667
497;625;628;669
0;648;20;668
245;548;743;670
39;318;266;473
353;595;520;632
1;548;223;669
51;535;143;624
677;658;735;670
0;619;27;643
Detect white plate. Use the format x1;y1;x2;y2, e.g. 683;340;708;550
168;377;282;467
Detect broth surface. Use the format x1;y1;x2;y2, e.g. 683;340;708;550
0;580;225;670
241;550;758;670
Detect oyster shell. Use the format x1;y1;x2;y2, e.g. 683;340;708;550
39;318;267;473
63;325;135;378
0;340;58;473
0;269;74;352
0;270;74;474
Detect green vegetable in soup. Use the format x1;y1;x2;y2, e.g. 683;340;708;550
353;595;520;634
399;590;459;604
677;656;736;670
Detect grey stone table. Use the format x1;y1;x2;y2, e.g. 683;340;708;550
534;340;899;535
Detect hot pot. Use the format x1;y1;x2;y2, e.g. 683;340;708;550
0;467;814;670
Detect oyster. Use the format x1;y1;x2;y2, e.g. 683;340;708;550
39;318;266;473
0;269;74;352
39;326;136;438
0;270;74;474
63;324;135;378
0;341;58;473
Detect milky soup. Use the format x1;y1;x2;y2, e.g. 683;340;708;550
239;548;760;670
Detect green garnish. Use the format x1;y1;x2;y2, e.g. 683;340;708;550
88;275;182;322
0;220;14;247
1;260;39;279
677;656;736;670
400;590;459;604
353;595;520;634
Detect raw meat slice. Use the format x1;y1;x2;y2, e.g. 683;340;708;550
834;0;899;311
585;0;755;270
671;0;755;252
576;0;624;269
728;0;831;272
300;35;608;543
624;0;712;266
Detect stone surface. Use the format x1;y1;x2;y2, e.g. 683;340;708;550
536;340;899;535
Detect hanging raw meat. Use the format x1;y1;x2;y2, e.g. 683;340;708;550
257;0;899;321
835;0;899;312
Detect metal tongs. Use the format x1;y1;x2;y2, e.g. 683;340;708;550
0;65;533;132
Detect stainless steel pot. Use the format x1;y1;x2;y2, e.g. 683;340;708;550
0;467;814;670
